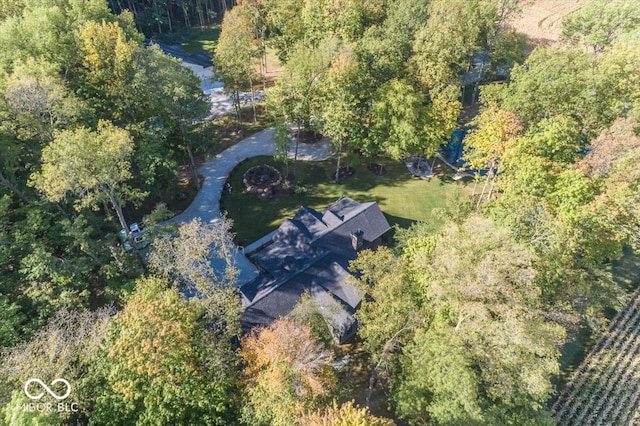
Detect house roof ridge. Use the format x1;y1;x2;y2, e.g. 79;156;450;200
314;260;363;313
242;251;330;308
311;201;379;243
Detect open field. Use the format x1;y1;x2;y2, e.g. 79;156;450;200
508;0;587;52
553;288;640;425
154;25;221;54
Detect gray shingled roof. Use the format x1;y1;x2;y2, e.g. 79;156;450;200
293;206;328;237
251;219;318;275
241;278;309;331
240;198;390;343
314;202;390;256
310;256;362;311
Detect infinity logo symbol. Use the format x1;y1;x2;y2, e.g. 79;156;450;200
24;378;71;400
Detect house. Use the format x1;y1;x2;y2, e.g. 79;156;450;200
240;198;391;344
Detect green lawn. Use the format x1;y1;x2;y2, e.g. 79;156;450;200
180;25;220;54
156;25;220;55
221;155;472;246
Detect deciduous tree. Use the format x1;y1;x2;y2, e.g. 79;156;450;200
315;46;371;181
352;216;564;424
349;246;426;406
215;5;261;121
0;60;84;203
0;0;114;73
92;276;238;425
267;39;336;177
299;400;395;426
147;217;241;336
261;0;305;61
576;117;640;250
3;63;79;142
241;318;336;426
0;307;114;424
561;0;640;55
396;326;483;425
464;106;523;202
397;216;563;425
368;79;427;160
76;20;139;123
411;0;482;89
30;121;144;235
499;34;640;137
301;0;384;46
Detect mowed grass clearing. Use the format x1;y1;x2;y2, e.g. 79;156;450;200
221;155;472;246
179;25;221;54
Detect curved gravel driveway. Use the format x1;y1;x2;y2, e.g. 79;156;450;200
167;127;332;285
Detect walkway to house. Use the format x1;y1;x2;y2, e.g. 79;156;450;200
166;127;332;286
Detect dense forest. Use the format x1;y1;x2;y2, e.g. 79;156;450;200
1;0;235;34
1;0;640;424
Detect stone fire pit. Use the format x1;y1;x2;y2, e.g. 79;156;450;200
243;164;282;197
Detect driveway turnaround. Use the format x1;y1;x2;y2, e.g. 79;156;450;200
167;128;332;286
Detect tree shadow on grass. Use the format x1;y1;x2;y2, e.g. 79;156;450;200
223;155;462;246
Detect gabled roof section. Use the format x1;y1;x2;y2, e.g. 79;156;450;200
250;217;320;276
311;257;362;312
313;201;391;256
326;197;362;218
321;209;343;227
238;274;274;306
279;257;361;310
241;278;309;331
240;198;390;343
293;206;328;237
240;259;362;342
272;219;312;245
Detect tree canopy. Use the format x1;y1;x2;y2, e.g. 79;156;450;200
31;121;142;233
91;276;238;425
351;216;564;425
240;318;337;426
2;0;640;424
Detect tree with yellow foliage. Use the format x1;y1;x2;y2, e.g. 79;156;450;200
92;276;238;425
240;318;336;426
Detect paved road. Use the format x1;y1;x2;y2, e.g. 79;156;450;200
180;61;266;119
167;127;332;285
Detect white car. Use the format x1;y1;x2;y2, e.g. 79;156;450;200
119;223;148;251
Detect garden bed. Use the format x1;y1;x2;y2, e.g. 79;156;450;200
332;166;356;183
367;163;387;176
